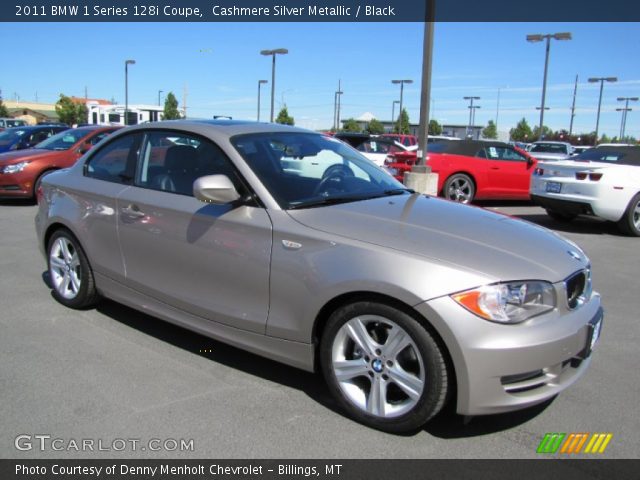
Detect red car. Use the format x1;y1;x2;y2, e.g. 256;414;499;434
379;133;417;147
385;140;537;203
0;125;120;200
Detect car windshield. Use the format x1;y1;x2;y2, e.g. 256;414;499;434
35;129;84;151
231;132;410;209
3;120;26;128
573;147;640;166
531;143;567;153
0;128;28;145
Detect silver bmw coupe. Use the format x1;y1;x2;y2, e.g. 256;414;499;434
35;120;603;432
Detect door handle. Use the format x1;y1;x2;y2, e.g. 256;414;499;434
121;204;146;218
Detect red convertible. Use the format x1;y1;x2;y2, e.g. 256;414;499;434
385;140;537;203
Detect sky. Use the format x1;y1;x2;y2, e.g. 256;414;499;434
1;22;639;137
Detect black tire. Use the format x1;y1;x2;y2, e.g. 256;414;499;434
320;301;449;433
545;209;576;223
47;229;99;309
617;193;640;237
443;173;475;203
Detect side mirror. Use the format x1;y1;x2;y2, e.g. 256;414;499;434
193;174;241;204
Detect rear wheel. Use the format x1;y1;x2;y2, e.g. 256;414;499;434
47;230;99;309
443;174;475;203
545;209;576;223
617;193;640;237
320;301;448;433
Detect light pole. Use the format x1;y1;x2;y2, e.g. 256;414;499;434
391;100;400;133
260;48;288;123
391;79;413;133
617;97;638;140
569;75;578;136
496;87;501;132
588;76;617;145
257;80;268;122
536;106;550;139
124;59;136;126
527;32;572;141
333;80;343;131
158;89;163;107
464;96;480;138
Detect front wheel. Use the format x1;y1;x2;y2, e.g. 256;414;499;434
617;193;640;236
47;230;99;309
443;174;475;203
320;302;449;433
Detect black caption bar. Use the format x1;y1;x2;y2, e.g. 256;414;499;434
2;0;640;22
1;459;639;480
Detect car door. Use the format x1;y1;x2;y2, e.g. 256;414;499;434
116;130;272;334
481;145;533;198
79;131;142;283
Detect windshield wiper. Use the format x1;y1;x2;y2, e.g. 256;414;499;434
288;189;414;210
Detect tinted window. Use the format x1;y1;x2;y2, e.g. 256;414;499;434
574;147;640;166
135;131;242;197
530;143;568;153
36;129;89;151
86;134;139;183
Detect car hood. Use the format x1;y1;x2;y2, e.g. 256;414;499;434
287;194;588;283
0;148;56;164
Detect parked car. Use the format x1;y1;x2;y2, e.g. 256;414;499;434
36;120;602;433
0;126;119;199
334;132;412;166
386;140;537;203
0;125;69;153
571;146;592;156
530;145;640;236
0;118;28;131
528;141;573;161
379;133;418;147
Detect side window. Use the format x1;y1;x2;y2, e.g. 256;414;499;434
88;131;112;145
135;131;241;197
85;133;139;184
499;147;528;162
476;148;487;159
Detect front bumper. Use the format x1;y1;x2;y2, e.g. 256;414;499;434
416;291;602;416
0;172;33;198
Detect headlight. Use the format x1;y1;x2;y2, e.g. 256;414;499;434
451;281;556;324
3;161;30;174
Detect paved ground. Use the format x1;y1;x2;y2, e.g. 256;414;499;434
1;199;638;459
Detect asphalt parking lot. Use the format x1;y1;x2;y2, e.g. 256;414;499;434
1;199;638;459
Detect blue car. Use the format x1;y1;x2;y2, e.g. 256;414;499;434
0;125;69;153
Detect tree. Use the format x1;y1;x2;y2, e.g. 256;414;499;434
275;105;294;125
599;133;611;144
366;118;384;134
395;108;410;134
428;119;442;135
482;120;498;139
509;117;533;142
0;98;8;117
55;94;87;126
341;118;361;132
532;125;553;141
163;92;182;120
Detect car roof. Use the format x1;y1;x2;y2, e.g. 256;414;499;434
431;139;512;156
123;119;314;137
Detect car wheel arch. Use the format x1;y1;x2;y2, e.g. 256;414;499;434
441;171;477;194
311;291;458;402
44;222;84;260
33;168;59;197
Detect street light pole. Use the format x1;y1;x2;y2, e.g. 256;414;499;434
463;96;480;138
588;76;617;145
527;32;572;140
617;97;638;140
158;89;163;107
569;75;578;136
257;80;268;122
391;100;400;133
260;48;288;123
124;59;136;126
335;80;343;131
392;79;413;133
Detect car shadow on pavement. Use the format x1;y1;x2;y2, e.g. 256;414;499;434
86;297;552;438
0;198;37;207
513;213;623;236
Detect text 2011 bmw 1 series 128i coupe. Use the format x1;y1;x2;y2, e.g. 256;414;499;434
35;120;603;433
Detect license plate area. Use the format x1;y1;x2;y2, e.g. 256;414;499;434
545;181;562;193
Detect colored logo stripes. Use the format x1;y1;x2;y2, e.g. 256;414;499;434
537;433;613;454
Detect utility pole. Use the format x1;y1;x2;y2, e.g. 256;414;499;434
183;83;188;119
569;75;578;136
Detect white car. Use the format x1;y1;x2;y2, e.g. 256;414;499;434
530;145;640;236
528;141;574;161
